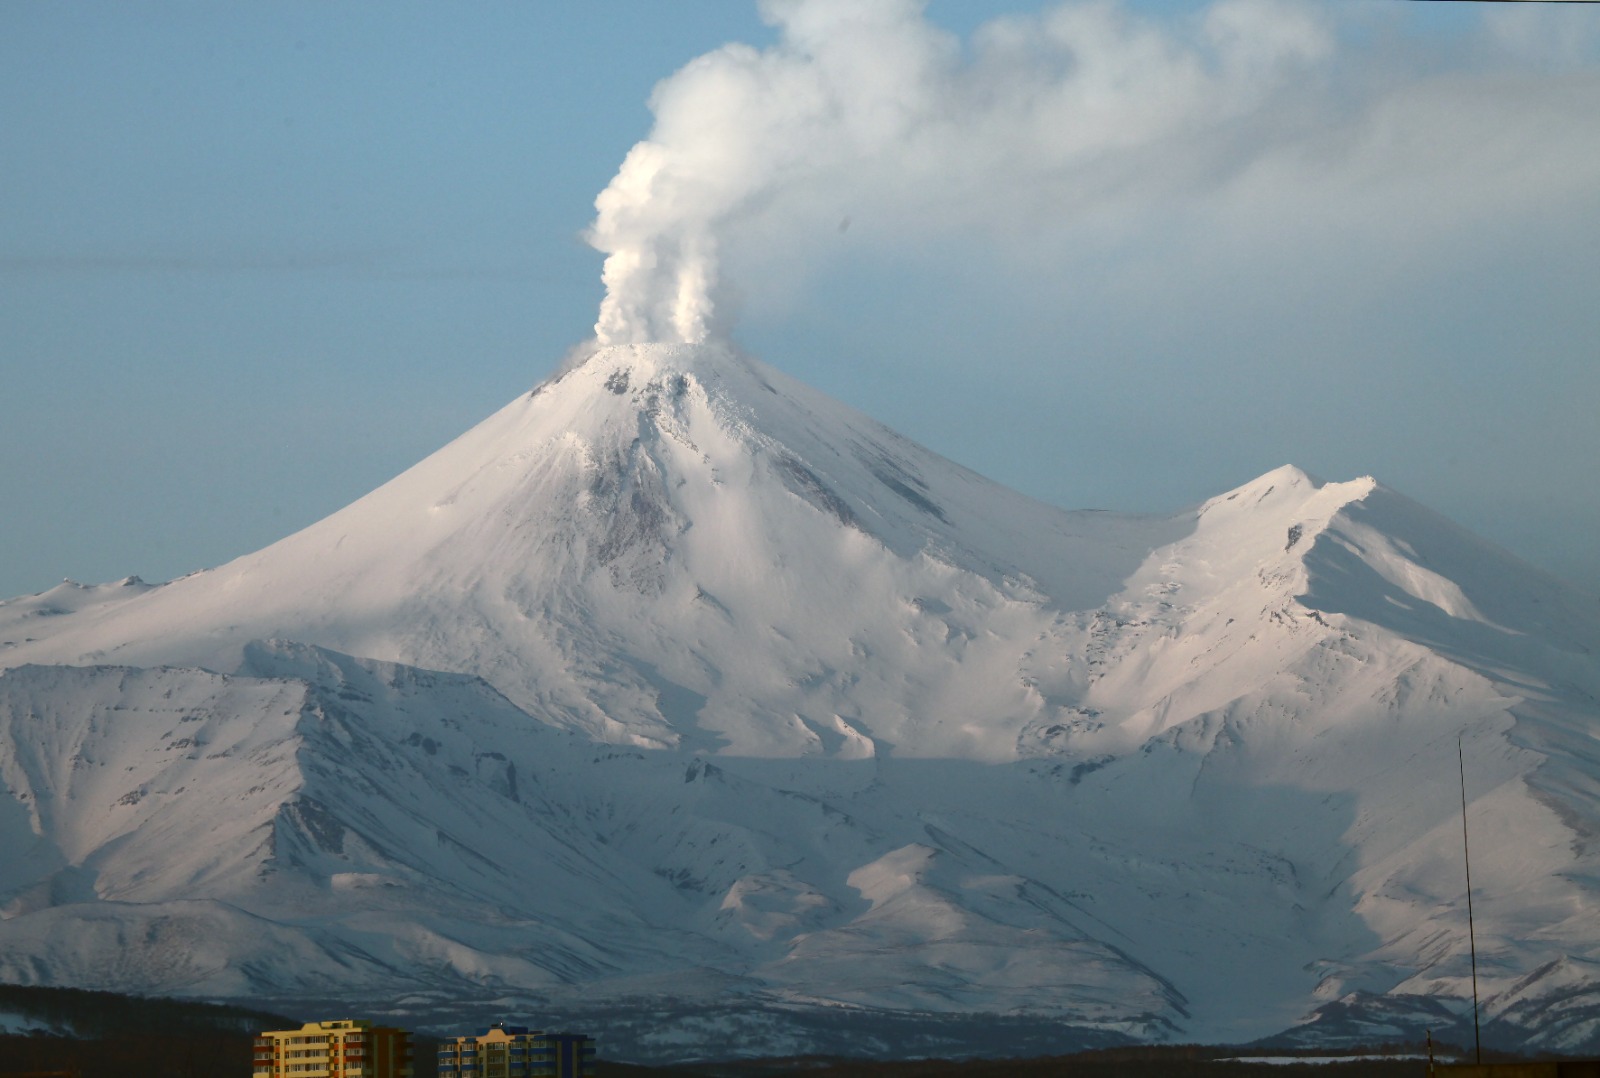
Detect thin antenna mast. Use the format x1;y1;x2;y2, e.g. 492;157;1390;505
1459;734;1482;1064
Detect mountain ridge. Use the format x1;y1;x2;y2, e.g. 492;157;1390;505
0;342;1597;1060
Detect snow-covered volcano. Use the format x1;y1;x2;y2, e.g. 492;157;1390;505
0;342;1182;757
1;343;1597;1060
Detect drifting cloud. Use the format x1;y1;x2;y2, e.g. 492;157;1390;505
586;0;1600;346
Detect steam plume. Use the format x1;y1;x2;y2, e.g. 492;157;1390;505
590;0;965;344
585;0;1590;346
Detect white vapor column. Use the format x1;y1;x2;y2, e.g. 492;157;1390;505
585;0;1335;345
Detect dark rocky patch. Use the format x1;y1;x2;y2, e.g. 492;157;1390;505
774;454;858;528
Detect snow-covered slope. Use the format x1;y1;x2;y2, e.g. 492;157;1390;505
0;342;1597;1059
0;343;1184;757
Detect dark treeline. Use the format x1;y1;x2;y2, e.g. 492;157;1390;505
0;987;1466;1078
1;1028;252;1078
0;984;297;1078
589;1045;1440;1077
0;983;294;1036
6;1049;1431;1078
1;1032;1446;1078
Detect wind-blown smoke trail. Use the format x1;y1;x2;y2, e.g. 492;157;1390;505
584;0;1589;346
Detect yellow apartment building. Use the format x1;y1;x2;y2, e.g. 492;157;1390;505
253;1018;413;1078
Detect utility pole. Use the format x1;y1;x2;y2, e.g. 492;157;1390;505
1459;735;1482;1065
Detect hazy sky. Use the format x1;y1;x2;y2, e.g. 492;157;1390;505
3;0;1598;601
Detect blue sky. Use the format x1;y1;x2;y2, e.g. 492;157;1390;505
3;0;1598;600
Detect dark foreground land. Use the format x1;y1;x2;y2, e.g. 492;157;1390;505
0;1039;1460;1078
0;1037;1441;1078
0;985;1509;1078
595;1048;1438;1077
